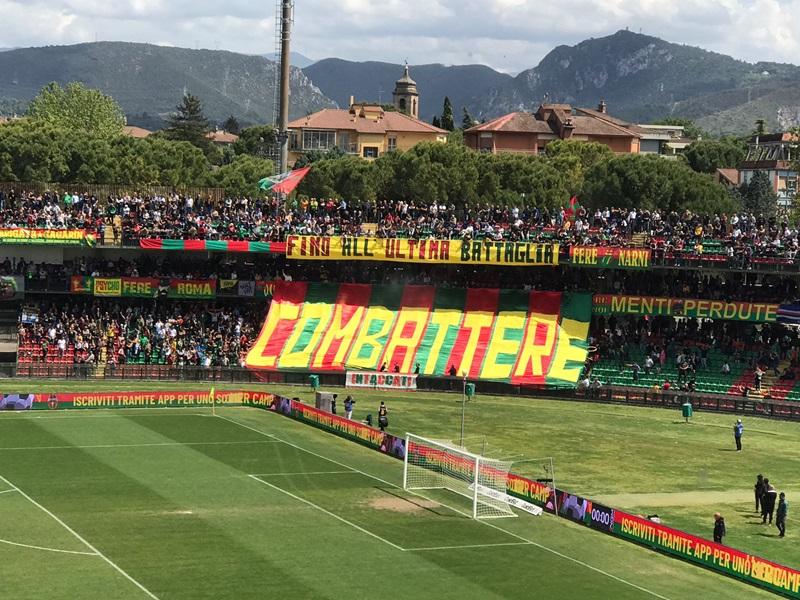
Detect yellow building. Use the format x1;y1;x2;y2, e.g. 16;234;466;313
288;66;447;163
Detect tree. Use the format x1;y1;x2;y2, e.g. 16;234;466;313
161;93;213;158
582;153;738;214
652;117;707;141
207;154;273;197
222;116;241;135
232;125;276;159
440;97;454;131
461;106;475;130
683;138;746;173
739;170;778;216
431;116;442;129
26;82;125;138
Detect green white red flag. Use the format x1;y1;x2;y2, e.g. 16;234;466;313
258;166;311;194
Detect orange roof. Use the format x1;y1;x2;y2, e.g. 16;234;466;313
207;130;239;144
123;125;152;138
466;109;638;138
716;168;739;186
288;108;447;135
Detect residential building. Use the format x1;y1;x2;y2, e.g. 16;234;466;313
715;168;740;189
738;132;798;207
287;66;446;163
123;125;152;139
464;102;689;156
207;130;239;146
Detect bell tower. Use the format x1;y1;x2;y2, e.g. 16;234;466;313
393;64;419;120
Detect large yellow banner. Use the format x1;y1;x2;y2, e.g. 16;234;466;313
285;236;559;267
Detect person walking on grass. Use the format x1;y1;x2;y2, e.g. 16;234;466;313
755;474;765;513
776;493;788;538
344;395;355;420
713;513;726;543
762;479;778;524
378;401;388;432
734;419;744;451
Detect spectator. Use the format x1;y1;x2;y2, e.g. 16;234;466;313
713;513;726;543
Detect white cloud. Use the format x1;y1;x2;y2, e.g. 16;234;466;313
0;0;798;71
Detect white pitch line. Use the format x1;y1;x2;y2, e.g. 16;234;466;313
0;440;281;451
405;541;533;552
0;410;211;420
248;474;405;551
0;474;160;600
220;413;673;600
0;489;17;495
0;537;98;556
251;470;355;476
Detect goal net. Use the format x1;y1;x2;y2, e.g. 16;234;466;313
403;434;517;519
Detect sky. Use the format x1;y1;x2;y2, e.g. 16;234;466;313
1;0;799;73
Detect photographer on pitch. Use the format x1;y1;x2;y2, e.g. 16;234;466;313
378;401;388;431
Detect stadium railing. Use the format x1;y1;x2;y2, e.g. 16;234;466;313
5;363;800;421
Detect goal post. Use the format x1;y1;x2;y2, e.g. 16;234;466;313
403;433;518;519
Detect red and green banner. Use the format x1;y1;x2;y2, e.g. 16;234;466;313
614;511;800;596
140;239;285;254
593;295;778;323
22;390;273;410
0;228;96;246
246;282;591;387
70;276;160;298
569;246;651;269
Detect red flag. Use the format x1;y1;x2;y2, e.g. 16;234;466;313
263;166;312;195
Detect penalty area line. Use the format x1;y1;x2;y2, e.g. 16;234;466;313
222;412;673;600
0;440;281;451
250;470;355;476
0;474;161;600
248;474;405;551
0;537;98;556
405;541;533;552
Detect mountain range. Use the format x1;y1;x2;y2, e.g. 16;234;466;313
0;42;333;129
0;32;798;135
305;30;800;135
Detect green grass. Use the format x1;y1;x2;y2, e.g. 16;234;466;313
0;380;797;598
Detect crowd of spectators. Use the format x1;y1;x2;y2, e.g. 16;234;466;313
2;189;800;263
17;298;266;368
586;315;800;392
2;254;797;304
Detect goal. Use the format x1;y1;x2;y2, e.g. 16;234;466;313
403;434;517;519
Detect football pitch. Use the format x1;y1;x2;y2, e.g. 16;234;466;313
0;383;794;599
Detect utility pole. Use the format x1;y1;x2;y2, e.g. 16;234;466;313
278;0;293;174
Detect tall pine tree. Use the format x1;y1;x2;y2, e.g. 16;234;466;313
432;115;442;128
440;97;454;131
163;93;213;156
461;106;475;130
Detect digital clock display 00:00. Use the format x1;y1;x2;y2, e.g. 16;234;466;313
588;503;615;532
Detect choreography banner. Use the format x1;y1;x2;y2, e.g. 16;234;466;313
139;239;285;254
246;282;591;387
285;236;559;267
0;228;96;246
593;295;778;323
346;371;418;390
569;246;650;269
